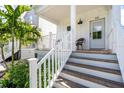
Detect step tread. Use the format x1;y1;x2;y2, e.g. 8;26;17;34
72;50;115;55
69;56;118;64
66;62;121;75
62;69;124;88
53;76;87;88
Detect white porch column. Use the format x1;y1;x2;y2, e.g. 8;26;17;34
70;5;76;51
28;58;38;88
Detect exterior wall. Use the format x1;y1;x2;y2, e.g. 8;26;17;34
57;6;112;50
24;9;39;26
111;5;124;82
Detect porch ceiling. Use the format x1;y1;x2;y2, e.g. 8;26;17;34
37;5;109;24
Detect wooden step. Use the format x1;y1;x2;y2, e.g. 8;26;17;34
61;69;124;88
73;50;113;54
66;62;121;75
69;56;118;64
71;52;117;61
65;62;122;83
68;57;120;70
53;77;87;88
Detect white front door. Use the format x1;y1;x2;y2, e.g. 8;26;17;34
90;18;105;49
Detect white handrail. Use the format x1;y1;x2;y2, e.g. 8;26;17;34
29;31;72;88
37;48;54;68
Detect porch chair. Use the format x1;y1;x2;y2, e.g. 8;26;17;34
76;38;85;50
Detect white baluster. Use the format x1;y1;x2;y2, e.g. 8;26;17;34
44;61;46;88
48;56;50;87
55;49;57;75
62;42;64;65
39;67;41;88
62;42;63;65
64;37;66;61
66;36;68;59
52;52;54;80
64;38;66;62
60;44;62;67
58;47;60;71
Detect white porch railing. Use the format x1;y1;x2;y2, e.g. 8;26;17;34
41;33;56;49
28;32;72;88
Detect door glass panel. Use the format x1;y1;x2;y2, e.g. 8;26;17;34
92;25;102;39
93;31;102;39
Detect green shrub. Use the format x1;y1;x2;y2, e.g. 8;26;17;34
0;59;29;88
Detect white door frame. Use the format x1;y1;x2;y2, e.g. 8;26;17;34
89;18;105;49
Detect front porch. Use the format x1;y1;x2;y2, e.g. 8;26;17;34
35;5;113;52
0;5;123;88
28;5;124;88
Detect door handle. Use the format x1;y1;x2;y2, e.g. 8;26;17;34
90;33;91;37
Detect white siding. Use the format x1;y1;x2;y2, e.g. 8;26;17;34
111;5;124;82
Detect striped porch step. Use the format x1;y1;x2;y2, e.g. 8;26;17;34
59;69;124;88
53;51;124;88
73;50;113;54
65;62;122;83
53;76;87;88
68;57;119;70
71;52;117;61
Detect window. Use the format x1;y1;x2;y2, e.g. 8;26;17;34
121;6;124;26
93;25;102;39
93;31;102;39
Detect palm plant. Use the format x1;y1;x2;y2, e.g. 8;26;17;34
15;20;41;59
0;17;10;69
0;5;30;66
0;33;10;69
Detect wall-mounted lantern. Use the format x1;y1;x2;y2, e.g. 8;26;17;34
77;18;83;24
